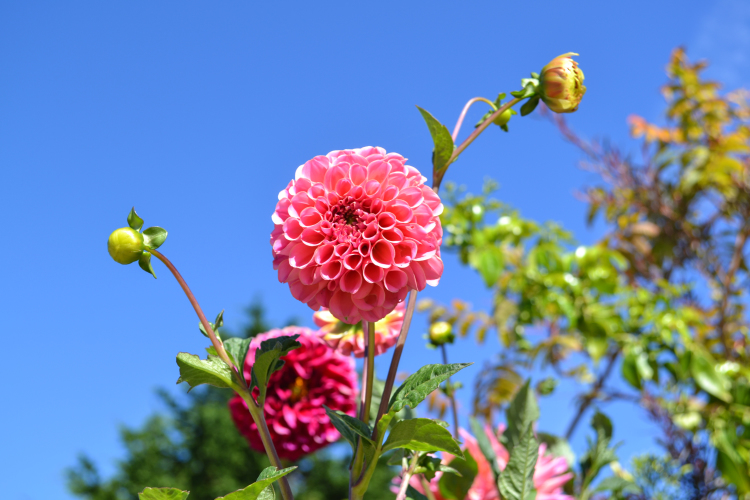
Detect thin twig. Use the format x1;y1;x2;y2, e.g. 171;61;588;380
564;349;620;440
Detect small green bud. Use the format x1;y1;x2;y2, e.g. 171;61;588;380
492;108;516;127
108;227;145;264
429;321;455;346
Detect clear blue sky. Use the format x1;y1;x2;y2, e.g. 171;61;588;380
2;1;749;498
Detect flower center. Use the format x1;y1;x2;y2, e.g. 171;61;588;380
327;196;371;243
291;376;308;402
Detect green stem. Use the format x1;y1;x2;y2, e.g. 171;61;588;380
351;322;377;493
150;249;294;500
420;476;437;500
239;392;295;500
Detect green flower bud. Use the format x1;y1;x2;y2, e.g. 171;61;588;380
108;227;145;264
429;321;455;346
492;108;515;127
539;53;586;114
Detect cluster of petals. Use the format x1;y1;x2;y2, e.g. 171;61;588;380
403;424;574;500
271;147;444;324
228;327;358;461
313;301;405;357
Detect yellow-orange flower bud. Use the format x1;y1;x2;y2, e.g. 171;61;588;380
539;53;586;113
108;227;144;264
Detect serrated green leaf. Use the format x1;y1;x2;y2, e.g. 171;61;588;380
176;352;236;391
389;363;472;413
128;207;144;232
139;251;157;279
215;466;296;500
224;337;253;381
469;417;500;480
250;335;301;405
139;488;189;500
498;425;539;500
690;350;732;402
416;106;455;173
382;418;463;457
323;405;373;449
438;452;478;500
504;380;540;453
143;226;168;250
256;486;274;500
520;95;540;117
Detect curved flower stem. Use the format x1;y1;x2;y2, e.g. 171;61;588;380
149;249;236;375
434;97;522;190
395;453;421;500
451;97;498;141
150;249;294;500
440;344;460;439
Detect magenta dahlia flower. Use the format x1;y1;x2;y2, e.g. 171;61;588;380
401;424;574;500
228;327;358;461
271;147;444;324
313;301;405;357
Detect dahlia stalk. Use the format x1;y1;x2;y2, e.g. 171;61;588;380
147;249;297;500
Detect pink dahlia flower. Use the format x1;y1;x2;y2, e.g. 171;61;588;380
313;301;405;357
228;327;358;461
403;424;574;500
271;147;444;324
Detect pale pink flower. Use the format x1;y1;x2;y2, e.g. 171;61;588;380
271;147;444;324
313;301;405;357
228;327;358;461
404;424;574;500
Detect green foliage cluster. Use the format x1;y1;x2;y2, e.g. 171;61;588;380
420;48;750;497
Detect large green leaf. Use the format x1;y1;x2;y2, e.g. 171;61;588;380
389;363;472;413
323;405;373;448
250;335;301;405
690;350;732;402
438;452;478;500
176;353;236;391
416;106;455;173
382;418;463;457
498;425;539;500
139;488;190;500
503;380;540;453
215;466;296;500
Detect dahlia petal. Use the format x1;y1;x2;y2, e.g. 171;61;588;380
340;270;363;294
367;160;389;183
324;165;347;191
289;242;316;268
377;212;396;230
382;185;399;202
321;260;343;280
396;186;425;208
350;164;367;185
384;268;407;292
420;257;444;285
370;240;395;268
